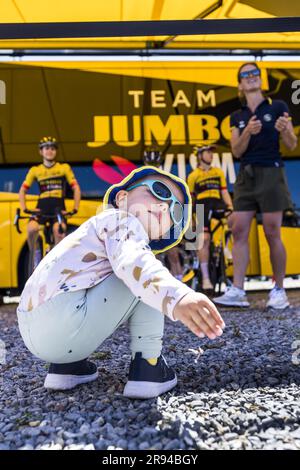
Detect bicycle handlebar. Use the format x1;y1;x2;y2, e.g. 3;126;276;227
284;208;300;219
23;208;77;217
208;207;233;221
14;208;22;233
14;208;76;234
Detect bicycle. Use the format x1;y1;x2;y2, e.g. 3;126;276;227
170;208;233;293
206;208;233;293
14;208;76;278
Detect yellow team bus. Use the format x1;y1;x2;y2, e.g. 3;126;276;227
0;192;101;297
0;59;300;297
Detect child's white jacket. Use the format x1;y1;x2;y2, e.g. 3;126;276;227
18;209;192;320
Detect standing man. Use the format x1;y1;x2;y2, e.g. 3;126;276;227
214;63;297;309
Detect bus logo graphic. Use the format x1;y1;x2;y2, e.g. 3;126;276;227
0;80;6;104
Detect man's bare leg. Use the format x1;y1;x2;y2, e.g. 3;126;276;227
53;222;67;246
232;211;256;290
262;212;286;288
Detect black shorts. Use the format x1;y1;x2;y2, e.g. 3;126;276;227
233;166;292;213
196;198;227;231
30;197;66;225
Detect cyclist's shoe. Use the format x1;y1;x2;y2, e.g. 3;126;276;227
266;286;290;310
213;285;250;307
202;278;214;290
44;359;98;390
123;353;177;399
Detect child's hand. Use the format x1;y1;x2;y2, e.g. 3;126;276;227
173;292;225;340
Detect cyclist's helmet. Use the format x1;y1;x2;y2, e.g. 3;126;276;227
39;136;58;149
143;148;163;168
193;144;216;156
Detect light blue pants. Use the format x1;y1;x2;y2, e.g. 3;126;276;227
17;274;164;364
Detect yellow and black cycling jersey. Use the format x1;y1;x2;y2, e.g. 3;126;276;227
22;162;78;200
187;166;227;200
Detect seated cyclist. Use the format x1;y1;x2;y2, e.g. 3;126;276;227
18;137;81;254
187;145;233;290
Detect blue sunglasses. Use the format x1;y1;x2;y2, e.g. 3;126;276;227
126;179;184;225
239;68;261;80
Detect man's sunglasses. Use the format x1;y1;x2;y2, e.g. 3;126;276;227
126;179;184;225
239;68;261;80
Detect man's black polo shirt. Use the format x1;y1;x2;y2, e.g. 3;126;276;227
230;97;289;167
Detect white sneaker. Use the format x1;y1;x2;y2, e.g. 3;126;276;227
44;360;98;390
266;287;290;310
213;285;249;307
123;353;177;399
202;278;214;290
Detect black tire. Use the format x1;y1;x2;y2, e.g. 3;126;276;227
219;248;228;287
209;242;220;293
209;256;218;292
66;224;78;236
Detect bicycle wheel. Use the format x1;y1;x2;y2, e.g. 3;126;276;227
209;254;218;292
217;247;227;293
209;242;224;293
220;248;232;290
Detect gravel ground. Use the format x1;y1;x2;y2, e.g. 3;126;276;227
0;291;300;451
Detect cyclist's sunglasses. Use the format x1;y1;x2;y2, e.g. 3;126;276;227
239;68;261;80
126;179;184;225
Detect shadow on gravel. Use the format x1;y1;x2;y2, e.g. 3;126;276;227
0;299;300;450
170;306;300;394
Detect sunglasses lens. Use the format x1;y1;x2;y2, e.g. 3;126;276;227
173;201;183;224
44;145;56;150
240;69;260;79
152;181;172;199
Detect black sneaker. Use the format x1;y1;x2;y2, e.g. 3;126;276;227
123;352;177;399
44;359;98;390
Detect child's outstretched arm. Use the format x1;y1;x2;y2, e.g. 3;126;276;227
98;211;225;339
